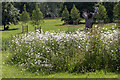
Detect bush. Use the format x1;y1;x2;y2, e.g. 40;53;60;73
8;27;120;74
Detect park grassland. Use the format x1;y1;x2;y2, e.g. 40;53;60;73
2;18;81;39
1;18;120;78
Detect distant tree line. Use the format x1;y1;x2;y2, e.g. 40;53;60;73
12;2;118;21
61;2;119;24
2;2;120;30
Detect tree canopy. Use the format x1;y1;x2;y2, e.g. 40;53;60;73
96;3;108;23
19;4;30;23
70;4;80;25
2;2;20;30
103;2;116;22
2;2;120;27
31;3;44;26
113;1;120;20
61;6;69;24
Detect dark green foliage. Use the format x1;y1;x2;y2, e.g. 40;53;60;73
58;2;64;17
31;3;43;26
19;4;30;23
113;1;120;20
38;2;62;18
13;2;36;16
13;2;62;18
61;6;69;24
63;2;96;14
96;3;108;23
70;4;80;25
12;2;118;23
2;2;20;30
103;2;117;22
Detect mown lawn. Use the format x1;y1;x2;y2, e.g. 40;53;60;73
1;18;82;39
1;18;117;39
1;18;119;78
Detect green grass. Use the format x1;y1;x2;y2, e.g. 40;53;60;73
2;64;119;78
1;18;119;78
2;51;119;78
0;52;1;79
1;18;83;39
1;18;117;39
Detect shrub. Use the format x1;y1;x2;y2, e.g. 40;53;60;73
8;27;120;74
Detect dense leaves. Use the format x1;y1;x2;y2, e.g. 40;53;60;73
103;2;117;22
3;2;120;27
96;3;108;23
38;2;62;18
2;2;20;30
70;4;80;25
31;3;43;26
113;1;120;20
61;6;69;24
19;4;30;23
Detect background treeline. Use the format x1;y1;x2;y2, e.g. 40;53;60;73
13;2;117;22
2;2;120;29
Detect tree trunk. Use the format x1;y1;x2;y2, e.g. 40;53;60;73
4;25;6;30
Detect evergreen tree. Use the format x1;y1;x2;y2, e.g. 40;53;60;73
96;3;108;23
103;2;117;22
20;4;30;23
113;1;120;21
70;4;80;25
2;2;20;30
31;3;43;26
13;2;36;16
38;2;61;18
61;6;69;24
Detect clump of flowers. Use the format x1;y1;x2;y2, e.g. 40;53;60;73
8;27;120;73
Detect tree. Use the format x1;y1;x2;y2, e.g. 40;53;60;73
70;4;80;25
19;4;30;23
113;1;120;21
2;2;19;30
103;2;117;22
38;2;62;18
96;3;108;23
31;3;43;26
61;6;69;24
63;2;96;14
58;2;64;17
13;2;36;16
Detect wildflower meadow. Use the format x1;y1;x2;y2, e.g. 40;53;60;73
6;26;120;74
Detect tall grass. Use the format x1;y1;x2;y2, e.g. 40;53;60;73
6;26;120;74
